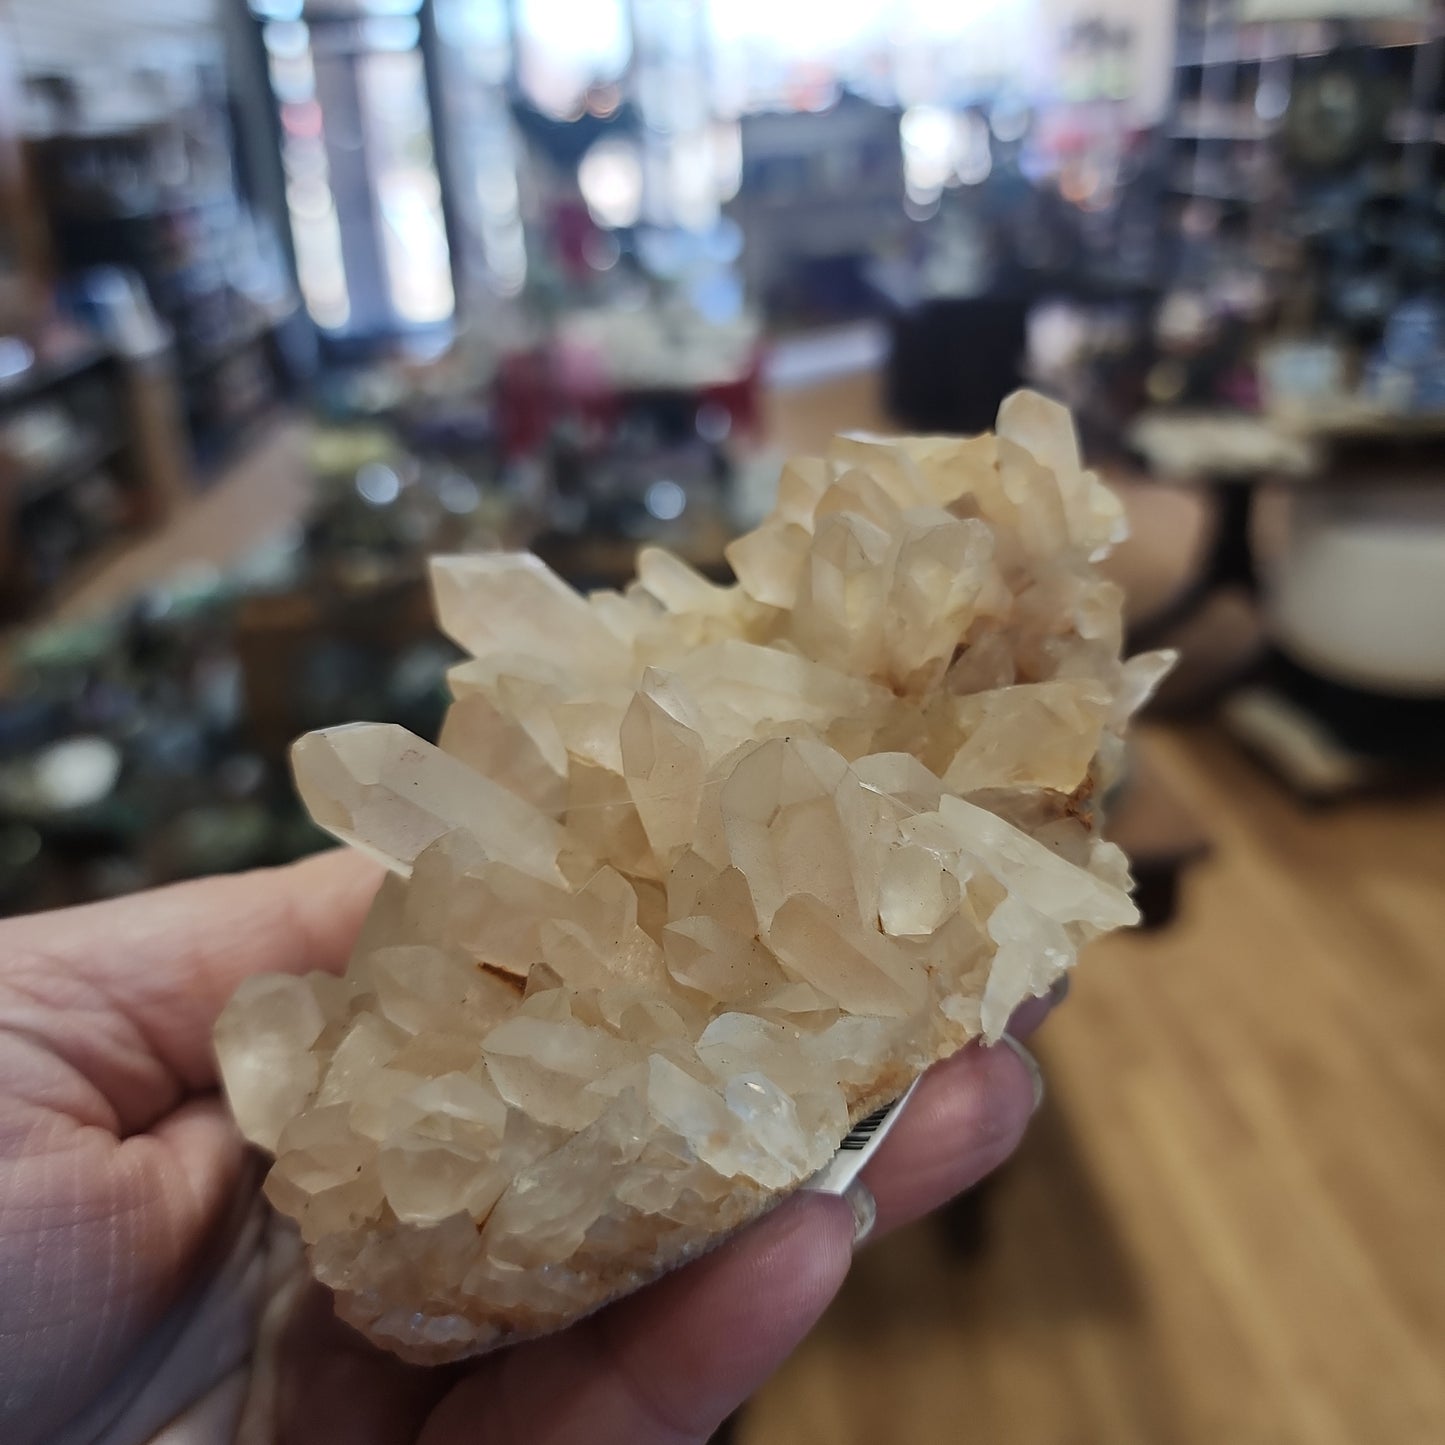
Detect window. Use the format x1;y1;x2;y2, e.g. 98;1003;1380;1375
255;0;455;338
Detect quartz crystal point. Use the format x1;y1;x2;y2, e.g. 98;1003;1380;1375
216;392;1168;1363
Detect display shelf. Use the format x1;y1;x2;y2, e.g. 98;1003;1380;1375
0;342;108;408
1385;109;1445;144
1170;104;1276;141
1161;3;1445;354
1167;175;1265;204
0;335;190;618
180;301;300;382
14;433;124;506
25;60;291;466
1175;17;1424;70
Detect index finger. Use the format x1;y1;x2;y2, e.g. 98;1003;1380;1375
0;849;383;1094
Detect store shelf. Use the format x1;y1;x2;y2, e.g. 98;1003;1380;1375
14;434;125;506
1168;174;1266;205
1171;105;1276;142
1385;110;1445;146
181;302;299;381
1175;19;1428;70
0;343;109;410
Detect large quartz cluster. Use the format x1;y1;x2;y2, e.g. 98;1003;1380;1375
215;391;1168;1363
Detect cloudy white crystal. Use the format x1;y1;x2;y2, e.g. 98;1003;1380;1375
215;390;1163;1363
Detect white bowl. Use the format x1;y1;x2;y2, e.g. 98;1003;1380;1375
1269;485;1445;696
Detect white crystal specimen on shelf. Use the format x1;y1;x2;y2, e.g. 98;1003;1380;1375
215;390;1167;1363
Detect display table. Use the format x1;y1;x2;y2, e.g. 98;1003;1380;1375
550;308;765;442
1127;406;1445;796
1124;409;1317;633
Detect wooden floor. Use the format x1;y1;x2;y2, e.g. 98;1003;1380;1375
26;363;1445;1442
759;369;1445;1442
742;723;1445;1445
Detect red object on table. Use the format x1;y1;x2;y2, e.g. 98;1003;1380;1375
496;332;766;457
495;350;556;459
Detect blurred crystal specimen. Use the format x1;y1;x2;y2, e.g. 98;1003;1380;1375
216;392;1166;1363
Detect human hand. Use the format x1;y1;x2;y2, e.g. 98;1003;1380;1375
0;851;1050;1445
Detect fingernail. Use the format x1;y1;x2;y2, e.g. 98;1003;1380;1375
1048;974;1071;1007
842;1177;877;1246
1000;1033;1045;1115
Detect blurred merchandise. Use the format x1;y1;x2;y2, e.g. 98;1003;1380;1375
729;97;906;321
24;51;299;465
0;323;176;619
1362;297;1445;410
1258;338;1350;412
0;420;498;908
533;430;736;590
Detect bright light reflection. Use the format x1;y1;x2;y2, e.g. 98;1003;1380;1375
356;463;402;506
579;138;644;229
263;20;310;59
645;480;687;522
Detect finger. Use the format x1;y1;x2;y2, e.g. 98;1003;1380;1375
394;1017;1040;1444
418;1192;855;1445
3;1102;264;1445
1006;973;1069;1041
142;1093;249;1221
0;849;383;1098
276;1285;462;1445
861;1037;1039;1240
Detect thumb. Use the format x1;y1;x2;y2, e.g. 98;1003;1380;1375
418;1193;855;1445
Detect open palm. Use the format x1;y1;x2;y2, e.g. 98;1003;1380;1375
0;850;1044;1445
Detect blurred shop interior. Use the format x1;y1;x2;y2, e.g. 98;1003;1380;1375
1;0;1444;1440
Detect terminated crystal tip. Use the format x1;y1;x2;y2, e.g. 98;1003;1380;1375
215;391;1167;1362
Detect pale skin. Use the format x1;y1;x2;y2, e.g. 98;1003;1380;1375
0;850;1049;1445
